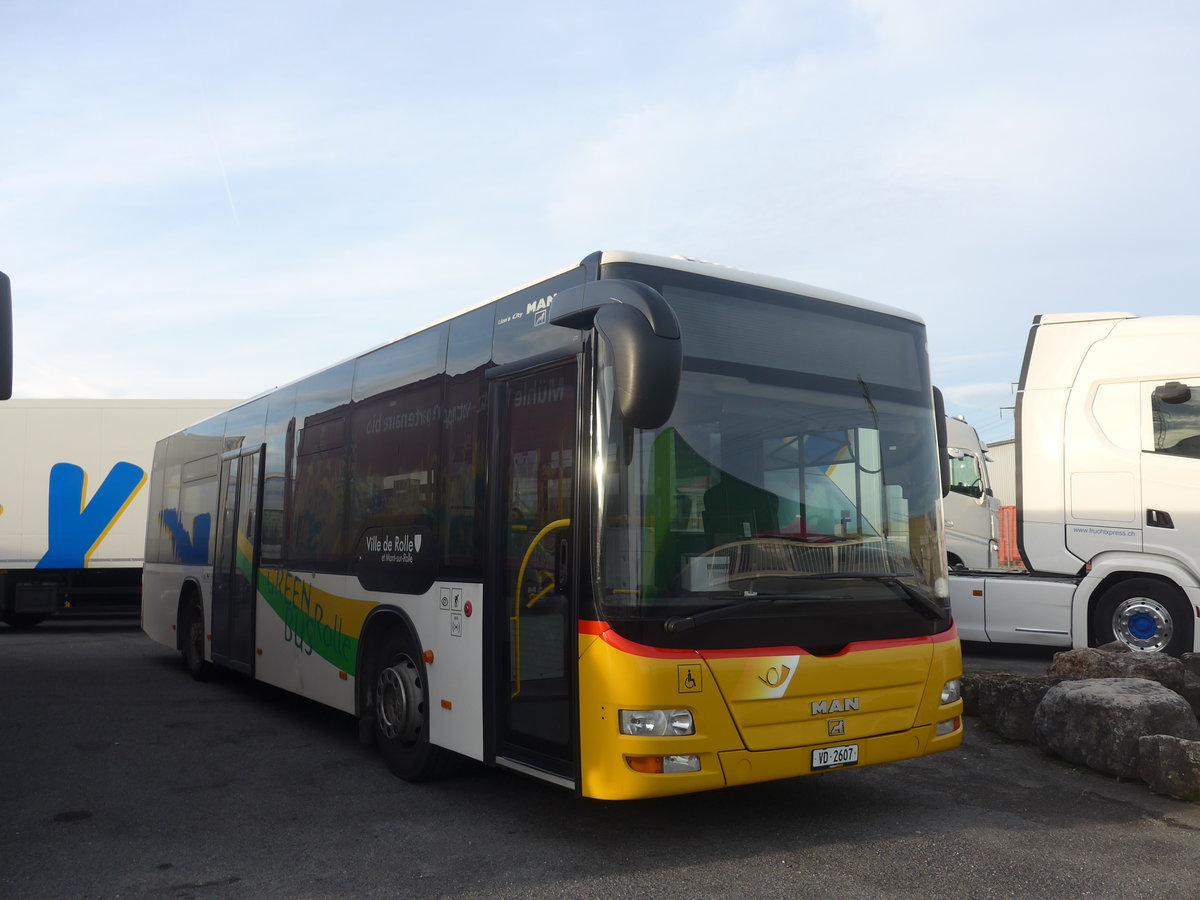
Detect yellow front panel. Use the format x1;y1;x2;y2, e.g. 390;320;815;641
704;642;934;751
577;627;963;801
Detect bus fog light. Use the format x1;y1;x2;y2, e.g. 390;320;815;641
936;716;961;736
663;754;701;773
619;708;695;736
940;679;961;705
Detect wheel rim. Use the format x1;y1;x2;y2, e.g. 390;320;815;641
1112;597;1173;652
375;655;424;745
187;607;204;666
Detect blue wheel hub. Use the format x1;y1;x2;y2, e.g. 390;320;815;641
1112;597;1173;652
1127;612;1159;641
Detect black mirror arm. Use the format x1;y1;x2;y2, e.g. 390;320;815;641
551;279;682;430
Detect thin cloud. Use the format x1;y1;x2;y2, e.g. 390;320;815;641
1;0;1198;431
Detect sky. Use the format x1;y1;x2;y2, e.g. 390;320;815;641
2;0;1198;444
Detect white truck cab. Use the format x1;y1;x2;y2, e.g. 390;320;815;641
943;415;1000;570
949;312;1200;655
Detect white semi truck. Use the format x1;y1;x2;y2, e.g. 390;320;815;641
0;399;232;626
944;415;1000;570
950;312;1200;656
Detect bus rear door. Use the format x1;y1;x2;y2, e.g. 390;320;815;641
211;446;264;674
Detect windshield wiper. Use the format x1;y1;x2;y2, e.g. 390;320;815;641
803;572;950;623
663;592;852;634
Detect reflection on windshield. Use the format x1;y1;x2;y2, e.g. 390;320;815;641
598;366;945;646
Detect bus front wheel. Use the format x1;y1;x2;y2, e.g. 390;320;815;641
372;629;445;781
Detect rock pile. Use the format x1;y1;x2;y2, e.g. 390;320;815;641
963;643;1200;801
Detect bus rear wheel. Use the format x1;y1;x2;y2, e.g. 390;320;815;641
372;630;445;781
181;595;214;681
1092;578;1193;656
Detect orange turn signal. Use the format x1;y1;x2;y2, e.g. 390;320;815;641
625;756;664;774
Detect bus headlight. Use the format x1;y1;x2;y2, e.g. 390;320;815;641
619;709;695;736
940;679;962;705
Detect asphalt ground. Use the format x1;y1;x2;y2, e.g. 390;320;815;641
2;621;1197;900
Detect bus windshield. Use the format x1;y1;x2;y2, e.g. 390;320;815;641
594;270;947;652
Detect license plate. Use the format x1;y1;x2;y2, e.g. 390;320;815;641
811;743;859;770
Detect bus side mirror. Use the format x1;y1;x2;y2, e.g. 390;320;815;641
1;272;11;400
552;279;682;429
933;387;950;498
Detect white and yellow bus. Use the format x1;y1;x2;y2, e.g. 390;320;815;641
142;251;963;800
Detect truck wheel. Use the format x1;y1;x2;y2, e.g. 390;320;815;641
181;596;214;681
1092;578;1193;655
372;629;445;781
2;612;47;628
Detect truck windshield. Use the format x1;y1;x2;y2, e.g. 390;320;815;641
593;267;948;652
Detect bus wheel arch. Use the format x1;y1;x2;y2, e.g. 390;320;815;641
358;612;447;780
177;582;214;681
1089;574;1194;656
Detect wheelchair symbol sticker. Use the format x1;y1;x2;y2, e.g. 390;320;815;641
678;664;702;693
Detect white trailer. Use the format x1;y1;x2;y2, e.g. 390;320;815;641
943;415;1000;570
950;312;1200;655
0;399;232;625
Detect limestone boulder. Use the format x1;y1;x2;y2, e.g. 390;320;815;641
1047;643;1187;694
1138;735;1200;801
1033;677;1200;779
962;673;1062;742
1182;652;1200;680
1181;654;1200;718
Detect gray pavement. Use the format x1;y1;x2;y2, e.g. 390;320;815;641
2;621;1197;899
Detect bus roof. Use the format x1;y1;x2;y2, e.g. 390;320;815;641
599;251;925;325
235;250;923;409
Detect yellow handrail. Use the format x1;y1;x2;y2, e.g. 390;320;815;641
511;517;570;698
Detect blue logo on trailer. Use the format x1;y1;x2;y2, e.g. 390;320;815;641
35;462;147;569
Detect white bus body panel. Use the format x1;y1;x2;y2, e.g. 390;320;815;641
142;562;212;646
247;574;486;763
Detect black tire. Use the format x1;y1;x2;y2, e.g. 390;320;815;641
181;595;214;681
1091;577;1193;656
371;628;445;781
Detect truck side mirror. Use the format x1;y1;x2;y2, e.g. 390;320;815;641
1153;381;1192;405
1;272;11;400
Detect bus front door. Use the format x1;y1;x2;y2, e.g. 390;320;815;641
211;446;264;674
490;362;578;784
